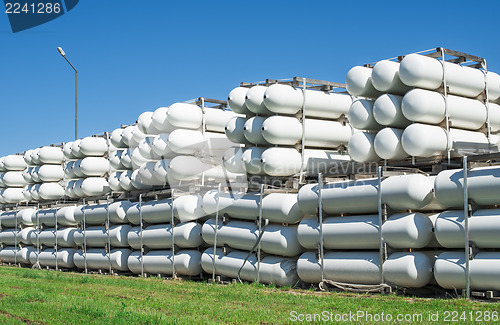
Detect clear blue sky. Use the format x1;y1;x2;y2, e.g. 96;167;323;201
1;0;499;157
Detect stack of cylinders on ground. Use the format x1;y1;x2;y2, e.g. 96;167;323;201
346;54;500;163
115;104;243;192
64;136;111;198
0;154;28;204
200;189;304;286
125;193;207;276
22;146;66;202
225;84;353;177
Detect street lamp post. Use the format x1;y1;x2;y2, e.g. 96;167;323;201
57;47;78;140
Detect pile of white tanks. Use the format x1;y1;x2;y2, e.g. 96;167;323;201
0;155;29;204
224;84;353;177
23;147;66;202
346;53;500;162
296;166;500;291
109;103;243;192
64;137;111;198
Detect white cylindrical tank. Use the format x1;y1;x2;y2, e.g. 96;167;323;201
345;66;382;98
263;84;352;119
128;250;202;276
38;146;64;164
167;129;205;155
71;139;85;159
382;212;434;249
32;207;77;227
434;209;500;248
383;252;433;288
74;225;132;248
37;165;64;182
166;102;202;129
245;85;272;115
202;191;303;224
348;131;380;163
118;170;134;191
138;161;164;186
79;137;108;156
109;171;123;192
434;166;500;208
373;94;410;128
138;136;161;161
30;248;76;269
126;198;173;225
74;201;130;225
127;222;203;249
166;156;204;181
202;219;303;257
204;107;237;133
222;147;246;174
0;227;34;245
371;60;412;95
399;53;485;98
402;124;490;158
297;215;379;250
373;127;408;160
31;227;77;247
261;116;352;148
434;251;500;291
38;182;65;201
63;142;75;160
73;248;132;271
242;147;266;175
122;125;138;148
151;106;176;133
243;116;270;145
297;251;381;284
348;99;382;131
402;89;489;131
4;155;27;171
110;128;127;148
201;247;298;287
173;194;205;223
298;174;434;215
2;188;25;203
109;150;126;171
76;157;110;177
137;111;161;135
80;177;110;197
3;171;27;187
120;149;133;169
0;246;35;264
225;116;250;145
228;87;252;115
24;149;34;166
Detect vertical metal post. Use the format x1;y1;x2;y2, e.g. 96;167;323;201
36;203;40;266
318;173;325;281
463;156;470;299
106;196;112;274
14;204;18;265
377;166;385;284
440;48;451;163
257;184;264;283
170;190;176;279
82;198;87;274
212;184;221;282
200;98;206;186
55;202;59;271
139;194;144;277
299;78;307;184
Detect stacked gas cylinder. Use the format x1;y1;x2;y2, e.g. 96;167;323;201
22;147;66;202
64;137;111;198
294;166;500;291
0;155;29;204
346;54;500;162
224;84;353;177
109;103;242;191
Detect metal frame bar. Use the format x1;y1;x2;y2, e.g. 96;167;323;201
257;184;264;283
82;198;87;274
170;189;176;279
317;173;325;282
463;156;471;299
377;167;385;284
139;194;144;277
55;201;58;271
106;196;112;274
212;184;221;282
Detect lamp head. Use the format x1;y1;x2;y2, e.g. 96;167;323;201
57;47;66;57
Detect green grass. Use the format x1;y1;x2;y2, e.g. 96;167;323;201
0;266;498;324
